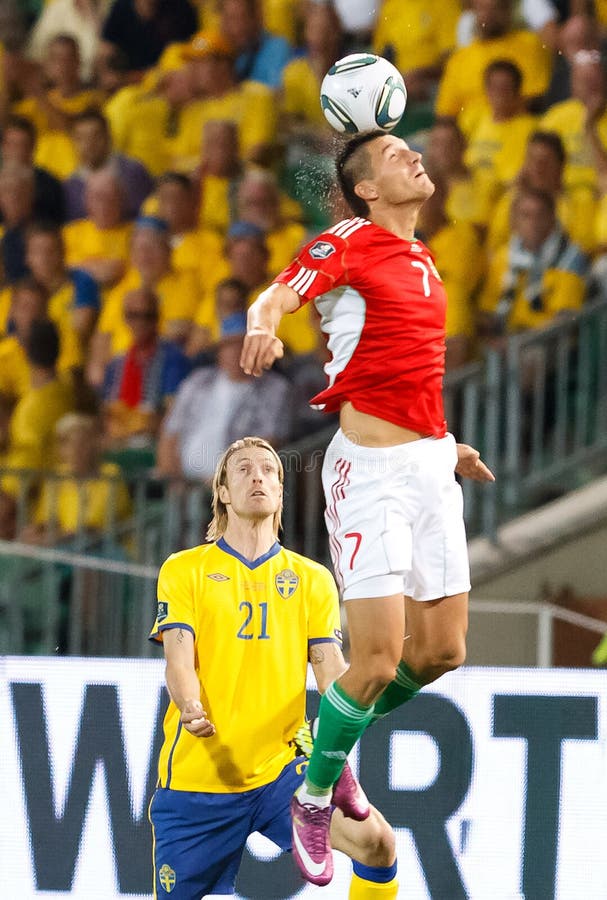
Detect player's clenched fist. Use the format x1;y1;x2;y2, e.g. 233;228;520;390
181;699;216;737
240;327;284;377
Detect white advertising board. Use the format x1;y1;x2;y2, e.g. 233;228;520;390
1;658;605;899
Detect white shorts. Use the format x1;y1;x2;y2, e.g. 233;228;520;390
322;429;471;602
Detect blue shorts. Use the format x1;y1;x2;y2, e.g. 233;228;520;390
149;758;307;899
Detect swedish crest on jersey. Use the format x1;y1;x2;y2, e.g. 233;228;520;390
159;863;176;892
275;568;299;598
157;601;168;623
309;240;336;260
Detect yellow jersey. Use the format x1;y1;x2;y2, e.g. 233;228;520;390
104;87;171;177
540;99;607;192
436;29;552;124
33;461;132;533
464;112;537;188
0;285;10;335
263;0;299;42
63;219;133;269
0;376;74;496
427;221;484;339
0;336;31;400
373;0;459;73
281;57;326;126
98;267;200;354
478;243;586;332
169;83;277;173
487;186;598;256
150;539;342;793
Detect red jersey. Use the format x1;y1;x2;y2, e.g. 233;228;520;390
274;216;448;437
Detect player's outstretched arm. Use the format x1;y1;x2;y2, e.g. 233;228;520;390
241;282;301;377
163;627;216;738
455;443;495;483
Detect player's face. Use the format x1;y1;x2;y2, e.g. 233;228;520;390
364;135;435;206
223;447;282;524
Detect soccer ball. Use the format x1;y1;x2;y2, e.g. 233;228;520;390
320;53;407;134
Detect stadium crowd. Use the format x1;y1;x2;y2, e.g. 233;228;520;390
0;0;606;545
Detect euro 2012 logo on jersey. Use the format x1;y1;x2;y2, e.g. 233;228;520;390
275;569;299;598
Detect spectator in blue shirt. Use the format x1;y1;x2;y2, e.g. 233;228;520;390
220;0;294;89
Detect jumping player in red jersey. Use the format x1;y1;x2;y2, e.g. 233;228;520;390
241;130;495;887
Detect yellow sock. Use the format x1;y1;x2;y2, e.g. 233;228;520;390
349;869;399;899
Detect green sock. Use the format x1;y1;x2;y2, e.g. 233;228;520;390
370;661;422;723
305;681;375;791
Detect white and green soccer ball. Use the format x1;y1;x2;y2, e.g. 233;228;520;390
320;53;407;134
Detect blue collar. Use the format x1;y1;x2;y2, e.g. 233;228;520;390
216;536;281;570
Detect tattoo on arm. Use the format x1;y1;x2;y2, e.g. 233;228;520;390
177;629;184;644
309;646;325;664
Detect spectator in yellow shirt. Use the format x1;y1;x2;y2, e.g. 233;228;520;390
63;168;133;290
12;34;104;179
374;0;459;102
171;29;277;171
416;176;484;369
0;277;48;403
487;130;598;256
280;1;341;150
195;119;244;233
189;220;316;356
540;53;607;193
0;319;74;535
424;117;492;229
155;171;224;280
465;59;537;196
21;412;132;546
478;186;588;338
25;222;101;367
235;168;305;275
87;216;200;385
435;0;552;136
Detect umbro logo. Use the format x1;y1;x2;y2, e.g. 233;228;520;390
207;573;230;582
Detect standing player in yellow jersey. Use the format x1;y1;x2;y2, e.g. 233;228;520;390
148;437;399;899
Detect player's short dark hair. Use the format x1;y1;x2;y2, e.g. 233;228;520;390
527;130;566;165
336;130;386;218
484;59;523;91
26;319;60;369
